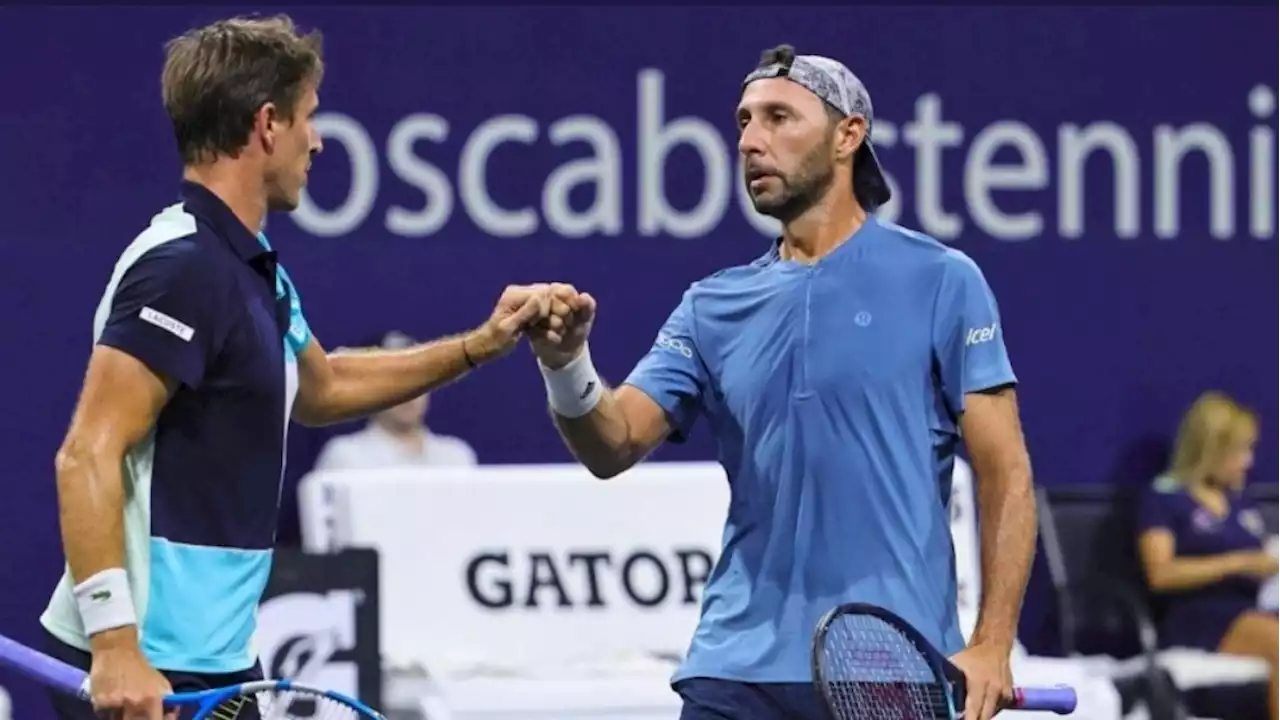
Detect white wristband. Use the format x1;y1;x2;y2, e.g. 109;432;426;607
540;345;604;419
73;568;137;637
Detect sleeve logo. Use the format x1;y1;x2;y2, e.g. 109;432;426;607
964;322;999;348
654;332;694;358
139;306;195;342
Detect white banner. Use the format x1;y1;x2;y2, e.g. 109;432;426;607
300;462;731;672
299;459;983;674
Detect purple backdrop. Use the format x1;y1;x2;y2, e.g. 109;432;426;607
0;6;1274;717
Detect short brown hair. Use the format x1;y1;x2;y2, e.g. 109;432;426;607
162;14;324;165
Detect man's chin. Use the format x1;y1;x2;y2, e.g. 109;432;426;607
750;196;787;219
269;195;300;213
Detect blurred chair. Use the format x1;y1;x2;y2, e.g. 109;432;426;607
1038;485;1273;720
952;463;1125;719
1245;482;1279;533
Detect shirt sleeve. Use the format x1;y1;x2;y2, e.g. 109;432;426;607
277;265;313;354
622;289;711;443
932;252;1017;415
1136;484;1178;535
96;244;228;389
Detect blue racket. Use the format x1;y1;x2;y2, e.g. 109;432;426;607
812;603;1078;719
0;633;386;719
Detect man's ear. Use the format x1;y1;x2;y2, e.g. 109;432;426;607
254;102;279;153
838;115;867;162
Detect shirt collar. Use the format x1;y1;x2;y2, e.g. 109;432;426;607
755;215;881;266
179;180;272;263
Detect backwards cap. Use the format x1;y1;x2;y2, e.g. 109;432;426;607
743;49;891;211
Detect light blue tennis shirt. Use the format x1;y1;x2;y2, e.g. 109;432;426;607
624;216;1017;684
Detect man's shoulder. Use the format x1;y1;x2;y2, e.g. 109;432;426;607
872;218;980;271
681;246;777;300
115;203;223;273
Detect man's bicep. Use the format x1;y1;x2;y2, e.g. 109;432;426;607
614;384;677;454
294;336;336;424
97;246;227;389
62;345;174;457
959;387;1029;481
622;294;710;442
935;255;1017;413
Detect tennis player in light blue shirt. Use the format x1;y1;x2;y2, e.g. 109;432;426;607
528;44;1038;720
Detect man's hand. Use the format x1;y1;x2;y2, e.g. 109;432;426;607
463;284;559;364
89;628;175;720
528;283;596;369
950;641;1014;720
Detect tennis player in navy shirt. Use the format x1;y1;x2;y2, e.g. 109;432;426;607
44;15;567;720
527;46;1038;720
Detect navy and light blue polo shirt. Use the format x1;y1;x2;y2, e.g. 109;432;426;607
42;181;311;673
624;215;1017;684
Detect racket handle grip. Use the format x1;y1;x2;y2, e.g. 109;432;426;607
1011;685;1078;714
0;634;90;699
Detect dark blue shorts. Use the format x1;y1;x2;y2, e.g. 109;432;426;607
675;677;828;720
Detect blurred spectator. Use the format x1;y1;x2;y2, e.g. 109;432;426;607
1136;391;1278;720
313;331;479;471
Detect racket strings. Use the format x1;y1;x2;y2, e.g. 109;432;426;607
206;689;367;720
819;614;954;720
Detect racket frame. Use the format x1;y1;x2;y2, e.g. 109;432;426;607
169;678;387;719
811;602;967;720
0;633;385;720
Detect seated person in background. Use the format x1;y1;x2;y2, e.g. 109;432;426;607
1137;391;1278;720
313;331;479;471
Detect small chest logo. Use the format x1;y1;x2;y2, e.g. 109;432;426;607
854;311;872;327
1191;508;1219;533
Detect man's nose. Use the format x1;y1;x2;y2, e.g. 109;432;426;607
738;122;765;156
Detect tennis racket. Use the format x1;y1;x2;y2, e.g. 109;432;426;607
0;633;386;719
812;603;1077;719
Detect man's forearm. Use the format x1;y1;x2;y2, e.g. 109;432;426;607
55;447;144;653
54;444;127;589
305;335;474;425
972;465;1037;649
552;386;641;478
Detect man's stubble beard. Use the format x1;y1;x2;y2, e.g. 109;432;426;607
748;135;838;224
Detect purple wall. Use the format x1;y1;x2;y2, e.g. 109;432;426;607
0;7;1274;717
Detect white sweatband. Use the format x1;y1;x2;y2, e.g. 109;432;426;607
540;345;604;419
73;568;137;636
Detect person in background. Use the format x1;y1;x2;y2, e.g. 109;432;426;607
313;331;479;470
1137;391;1279;720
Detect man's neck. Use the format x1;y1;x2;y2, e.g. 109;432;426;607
183;163;267;236
780;190;868;264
